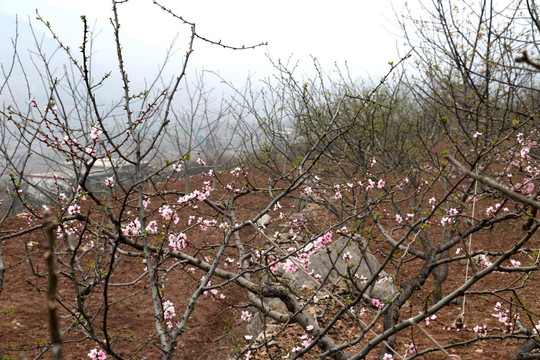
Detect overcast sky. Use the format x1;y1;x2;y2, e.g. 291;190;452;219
0;0;405;88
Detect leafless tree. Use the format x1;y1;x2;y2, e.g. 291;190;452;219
0;1;539;360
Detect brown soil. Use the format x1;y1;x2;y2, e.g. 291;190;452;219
0;170;539;360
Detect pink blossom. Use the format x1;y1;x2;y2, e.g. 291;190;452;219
159;205;174;220
196;190;208;201
383;353;393;360
377;179;385;188
334;184;342;199
357;275;368;283
169;233;188;251
88;349;107;360
68;204;81;215
313;232;333;251
359;307;366;316
395;214;403;224
163;300;176;320
145;220;158;234
241;311;251;322
522;180;535;195
282;259;299;273
105;177;114;188
440;216;452;226
142;197;150;208
270;262;280;273
473;324;488;337
343;251;352;262
90;127;102;141
122;218;141;236
473;131;482;139
425;314;436;326
172;163;182;172
478;254;493;267
203;181;213;192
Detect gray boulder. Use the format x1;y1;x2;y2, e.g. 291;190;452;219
281;235;395;301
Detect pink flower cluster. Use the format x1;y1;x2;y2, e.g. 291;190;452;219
291;333;315;354
202;279;226;301
169;233;188;251
163;299;176;329
159;204;180;223
122;218;141;236
473;324;488;337
492;301;516;333
105;177;114;188
90;127;102;141
177;189;209;204
68;203;81;215
282;259;299;273
88;349;107;360
372;298;384;310
241;311;251;322
145;220;158;234
271;232;334;274
425;314;436;326
172;163;182;173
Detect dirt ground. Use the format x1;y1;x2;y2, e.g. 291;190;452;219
0;171;539;359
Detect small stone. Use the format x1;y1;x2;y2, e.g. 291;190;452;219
257;214;271;227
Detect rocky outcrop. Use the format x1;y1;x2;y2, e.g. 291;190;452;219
246;219;395;340
280;235;395;301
